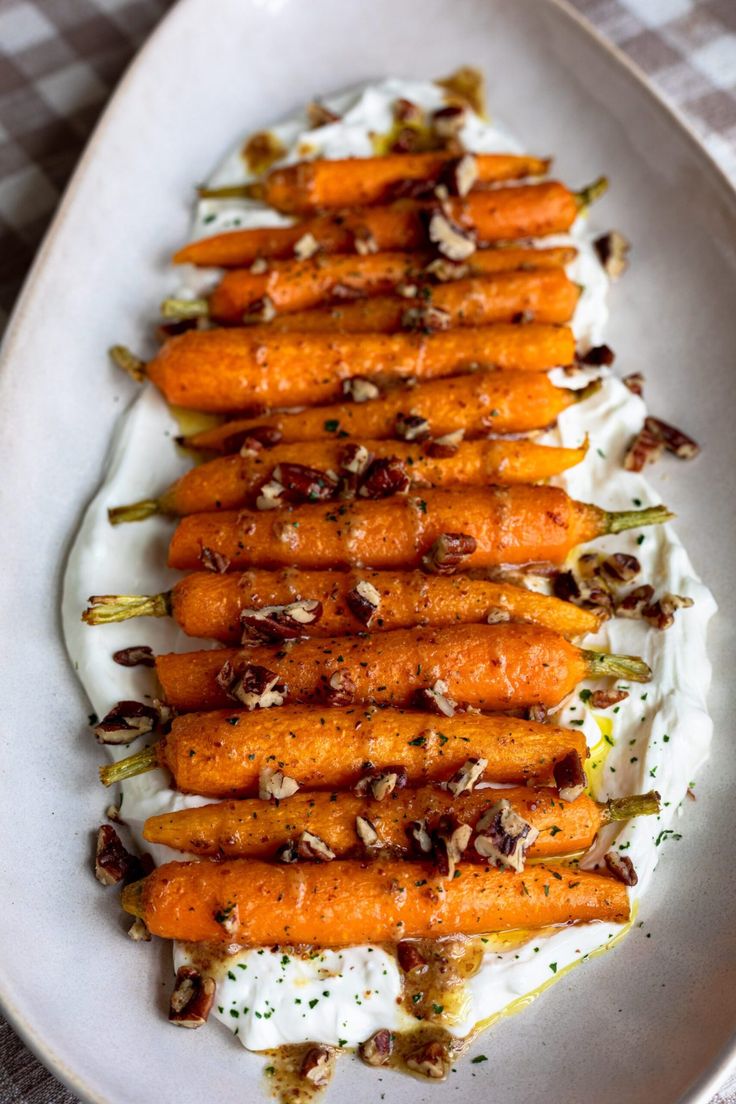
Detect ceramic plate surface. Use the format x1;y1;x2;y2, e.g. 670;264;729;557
1;1;736;1102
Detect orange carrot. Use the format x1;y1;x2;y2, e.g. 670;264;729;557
174;181;584;267
143;786;660;860
167;485;672;572
239;270;579;332
100;706;588;796
207;246;578;318
204;152;551;215
109;437;588;521
154;623;651;714
83;567;602;642
146;324;575;413
182;370;582;453
122;858;630;944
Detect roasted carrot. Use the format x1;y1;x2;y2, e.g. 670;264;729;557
109;437;588;522
145;324;576;412
167;485;672;572
201;247;578;320
200;152;552;214
143;786;660;859
174;180;603;267
83;567;602;642
122;858;630;944
154;623;651;714
100;706;588;795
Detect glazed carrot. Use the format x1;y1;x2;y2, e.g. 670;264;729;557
154;623;651;713
167;485;672;572
236;271;579;332
143;786;660;860
109;437;588;521
182;370;583;453
122;858;630;944
203;247;578;319
145;324;575;412
174;180;599;267
100;706;588;795
83;567;602;642
201;152;552;214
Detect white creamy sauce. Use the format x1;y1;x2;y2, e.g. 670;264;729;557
62;79;716;1054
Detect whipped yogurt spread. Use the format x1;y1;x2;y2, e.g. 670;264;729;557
62;78;716;1054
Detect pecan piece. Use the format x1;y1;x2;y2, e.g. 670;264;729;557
341;375;380;403
298;830;336;861
474;799;539;872
250;258;268;275
446;757;487;797
527;704;547;723
604;850;638;886
346;579;382;626
645;416;700;460
325;668;356;706
353;225;379;255
616;584;655;618
216;660;286;710
414;679;456;717
276;840;299;863
293;231;320;259
389;126;423;154
169;966;215;1028
255;476;286;510
356;815;382;849
406;1039;451;1079
431;104;466;140
95;824;136;885
594;230;630;279
394;413;431;441
407;818;434;856
272;462;338;503
242;295;276;325
127;918;151;942
642;592;694;630
397;940;428;972
424;256;469;281
93;701;158;745
425;208;476;261
553;750;587;802
623;372;644;397
445;153;478;197
237;425;283;454
425;428;464;458
200;546;231;573
112;645;155;668
306;100;340;127
601;553;641;583
590;688;629;709
394;97;423;125
401;304;452;333
433;817;472;878
421;532;477;575
340;443;373;478
580;344;615;367
355;765;407;801
259;767;299;801
241;599;323;643
358;456;410;498
301;1045;335;1087
359;1028;393;1066
213;900;239;934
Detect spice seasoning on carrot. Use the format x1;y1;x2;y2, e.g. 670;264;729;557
167;485;673;572
154;622;651;714
99;705;588;794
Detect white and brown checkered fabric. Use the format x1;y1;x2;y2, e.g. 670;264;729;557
0;1;734;1101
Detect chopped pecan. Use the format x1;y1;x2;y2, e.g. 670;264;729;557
580;343;615;367
259;767;299;801
431;104;466;140
424;256;469;281
445;153;478;197
241;599;323;643
301;1045;335;1087
487;607;512;625
433;817;472;878
356;815;382;849
358;457;410;498
594;230;630;279
401;304;452;332
425;207;476;260
602;553;641;583
394;97;423;125
306;100;340;127
642;592;694;630
237;425;283;455
616;584;655;618
645;416;700;460
414;679;456;717
298;830;336;862
421;532;477;575
590;688;629;709
553;750;587;802
346;578;382;626
552;570;580;603
395;413;431;441
512;309;535;324
242;295;276;325
527;704;548;723
339;442;373;478
390;126;423;154
446;757;487;797
272;462;338;503
474;798;539;872
250;258;268;275
216;660;286;710
425;428;464;458
168;966;215;1028
397;940;428;972
552;564;613;620
341;375;380;403
293;231;320;260
396;281;419;298
127;918;151;942
359;1028;393;1066
276;840;299;863
93;701;159;745
325;668;356;706
213;901;239;934
623;372;644;397
407;817;434;855
112;645;155;668
353;225;379;255
95;824;136;885
200;546;231;573
406;1039;451;1079
604;850;638;886
355;765;407;801
255;476;286;510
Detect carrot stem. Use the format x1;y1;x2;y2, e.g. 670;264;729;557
108;500;160;525
160;297;209;320
83;593;171;625
604;504;674;534
198;183;262;201
109;345;145;382
99;745;158;786
604;790;661;822
575;176;608;210
583;650;651;683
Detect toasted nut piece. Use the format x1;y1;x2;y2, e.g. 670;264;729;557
355;765;408;801
127;918;151;942
359;1028;393;1066
590;689;629;709
298;830;336;862
594;230;630;279
474;798;539;872
356;815;382;849
325;668;356;706
255;476;286;510
340;443;373;477
397;281;419;298
93;701;159;745
306;100;340;127
301;1045;335;1087
236;425;283;456
250;258;268;274
272;462;339;503
425;208;476;261
446;757;488;797
553;749;587;802
623;372;644;397
242;295;276;325
241;599;323;643
294;231;320;259
354;225;379;255
431;104;466;139
395;413;431;441
406;1039;451;1079
200;546;231;573
276;840;299;863
642;593;694;630
259;767;299;801
604;850;638;886
616;584;655;619
394;97;424;125
389;126;423;154
213;900;239;934
346;579;382;626
397;940;428;972
645;416;700;460
359;456;410;498
414;679;456;717
527;704;548;723
446;153;478;197
407;817;434;855
422;532;477;575
95;824;135;885
216;660;286;709
602;553;641;583
434;817;473;878
425;428;464;458
169;966;216;1028
401;304;452;333
112;645;155;668
487;607;512;625
341;374;381;403
580;344;615;367
424;256;469;281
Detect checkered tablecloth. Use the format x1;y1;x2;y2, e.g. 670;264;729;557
0;0;734;1101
